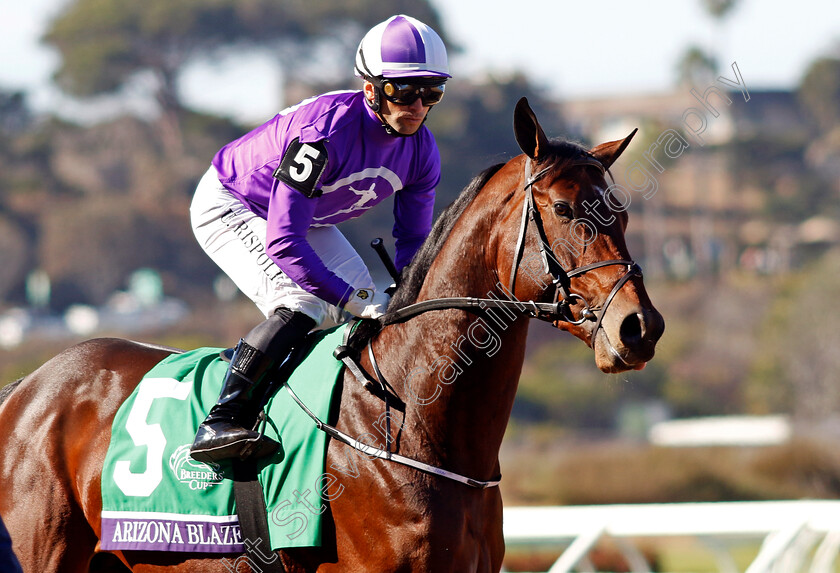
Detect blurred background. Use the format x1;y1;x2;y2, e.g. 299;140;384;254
1;0;839;570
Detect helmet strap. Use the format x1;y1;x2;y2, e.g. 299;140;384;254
366;83;382;113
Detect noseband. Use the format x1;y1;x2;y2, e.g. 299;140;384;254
384;156;642;344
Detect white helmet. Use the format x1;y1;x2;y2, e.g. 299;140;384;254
354;15;451;80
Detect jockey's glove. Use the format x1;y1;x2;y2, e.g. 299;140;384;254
344;288;390;319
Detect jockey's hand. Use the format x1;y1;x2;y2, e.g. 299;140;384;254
344;288;390;319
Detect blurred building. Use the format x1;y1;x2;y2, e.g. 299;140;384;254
560;88;823;279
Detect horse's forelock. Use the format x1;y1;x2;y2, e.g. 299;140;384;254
541;139;601;174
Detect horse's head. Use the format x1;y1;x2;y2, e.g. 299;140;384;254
502;97;664;373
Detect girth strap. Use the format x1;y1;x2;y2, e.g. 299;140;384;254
232;459;286;572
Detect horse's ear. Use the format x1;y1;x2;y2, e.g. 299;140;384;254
589;128;638;169
514;97;550;161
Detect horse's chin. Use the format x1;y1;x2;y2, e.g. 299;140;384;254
551;317;650;373
592;329;649;374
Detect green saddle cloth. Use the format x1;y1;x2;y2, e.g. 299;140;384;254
100;324;347;553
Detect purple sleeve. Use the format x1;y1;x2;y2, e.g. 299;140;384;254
392;150;439;271
265;183;354;307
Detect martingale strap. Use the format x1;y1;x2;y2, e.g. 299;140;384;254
333;319;374;389
284;383;501;489
367;343;393;453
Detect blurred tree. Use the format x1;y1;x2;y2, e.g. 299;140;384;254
38;197;157;306
44;0;449;153
798;56;840;133
746;250;840;420
700;0;738;20
675;0;739;88
675;45;718;87
798;53;840;186
433;73;565;187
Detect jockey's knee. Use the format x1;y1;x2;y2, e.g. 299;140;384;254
244;307;316;356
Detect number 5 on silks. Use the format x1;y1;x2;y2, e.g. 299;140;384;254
112;377;192;497
273;137;329;198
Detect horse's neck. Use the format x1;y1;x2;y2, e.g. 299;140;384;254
374;195;528;479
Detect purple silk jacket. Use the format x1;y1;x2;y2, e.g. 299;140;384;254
212;90;440;307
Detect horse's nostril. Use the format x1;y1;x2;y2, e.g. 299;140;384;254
619;312;644;345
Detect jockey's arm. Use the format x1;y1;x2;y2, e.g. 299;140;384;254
392;169;437;271
265;185;355;308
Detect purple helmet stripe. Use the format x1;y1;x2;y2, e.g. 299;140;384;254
354;14;450;79
380;16;425;66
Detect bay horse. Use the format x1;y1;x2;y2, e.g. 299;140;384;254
0;98;663;572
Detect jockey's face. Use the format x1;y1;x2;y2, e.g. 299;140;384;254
364;81;430;136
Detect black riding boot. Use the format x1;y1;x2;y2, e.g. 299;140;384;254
189;339;279;463
190;308;315;463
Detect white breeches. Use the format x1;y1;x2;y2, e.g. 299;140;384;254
190;166;374;329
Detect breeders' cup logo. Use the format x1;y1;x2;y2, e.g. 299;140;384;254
169;445;224;491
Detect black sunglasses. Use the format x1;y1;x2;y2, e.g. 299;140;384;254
378;79;446;106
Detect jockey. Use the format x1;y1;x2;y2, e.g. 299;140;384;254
189;14;450;463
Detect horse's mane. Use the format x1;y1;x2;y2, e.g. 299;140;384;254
0;379;22;407
386;163;505;313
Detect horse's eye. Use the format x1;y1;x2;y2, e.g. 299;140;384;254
553;201;573;219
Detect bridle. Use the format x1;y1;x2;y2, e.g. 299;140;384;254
291;154;646;491
509;155;643;340
384;155;643;345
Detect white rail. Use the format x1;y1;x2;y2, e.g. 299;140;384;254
503;500;840;573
